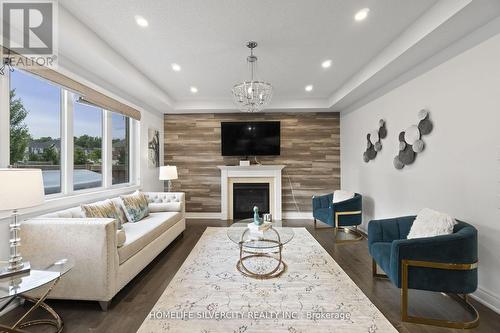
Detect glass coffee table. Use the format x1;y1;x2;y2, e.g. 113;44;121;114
228;219;294;279
0;255;74;333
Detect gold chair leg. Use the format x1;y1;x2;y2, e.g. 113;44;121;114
401;259;479;329
372;258;388;278
334;226;365;244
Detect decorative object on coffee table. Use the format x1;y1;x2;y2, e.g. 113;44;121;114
159;165;178;192
228;221;294;279
363;119;387;163
253;206;262;225
0;256;74;333
394;110;433;169
0;169;44;278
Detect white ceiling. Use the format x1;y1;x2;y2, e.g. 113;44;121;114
58;0;500;113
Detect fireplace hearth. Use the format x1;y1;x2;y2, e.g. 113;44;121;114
233;183;270;220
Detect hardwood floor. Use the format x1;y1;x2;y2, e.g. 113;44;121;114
2;219;499;333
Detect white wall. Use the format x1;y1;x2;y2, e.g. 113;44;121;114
341;33;500;312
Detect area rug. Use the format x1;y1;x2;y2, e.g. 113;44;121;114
137;227;397;333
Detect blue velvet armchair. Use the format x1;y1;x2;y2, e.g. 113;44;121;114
312;192;363;242
368;216;479;328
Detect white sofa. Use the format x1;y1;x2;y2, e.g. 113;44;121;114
20;192;185;311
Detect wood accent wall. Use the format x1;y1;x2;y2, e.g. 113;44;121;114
164;112;340;213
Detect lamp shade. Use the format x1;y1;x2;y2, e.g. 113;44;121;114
0;169;45;211
159;166;178;180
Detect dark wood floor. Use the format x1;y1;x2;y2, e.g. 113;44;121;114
2;219;500;333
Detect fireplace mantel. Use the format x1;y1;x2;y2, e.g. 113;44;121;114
217;165;285;220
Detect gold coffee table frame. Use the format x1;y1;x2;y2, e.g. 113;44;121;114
236;227;288;279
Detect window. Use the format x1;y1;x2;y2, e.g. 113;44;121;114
73;98;103;191
2;69;137;197
9;69;62;195
112;113;130;185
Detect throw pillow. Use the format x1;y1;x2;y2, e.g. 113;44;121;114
407;208;457;239
111;197;129;226
81;200;124;230
120;191;150;223
333;190;355;204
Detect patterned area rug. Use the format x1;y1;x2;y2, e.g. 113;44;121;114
138;227;397;333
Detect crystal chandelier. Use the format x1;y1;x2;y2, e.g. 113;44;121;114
232;41;273;112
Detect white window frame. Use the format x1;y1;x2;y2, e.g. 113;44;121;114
0;69;139;198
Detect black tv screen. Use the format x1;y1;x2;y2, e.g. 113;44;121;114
221;121;280;156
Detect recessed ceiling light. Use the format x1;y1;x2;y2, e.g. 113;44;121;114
354;8;370;21
305;85;313;92
171;63;181;72
134;15;149;27
190;86;198;94
321;59;332;69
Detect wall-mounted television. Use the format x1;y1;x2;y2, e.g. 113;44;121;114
221;121;280;156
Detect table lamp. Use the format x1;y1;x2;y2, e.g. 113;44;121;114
159;165;178;192
0;168;44;278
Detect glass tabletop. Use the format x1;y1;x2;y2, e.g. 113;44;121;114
228;221;294;249
0;255;74;300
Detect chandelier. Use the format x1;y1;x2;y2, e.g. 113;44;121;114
232;41;273;112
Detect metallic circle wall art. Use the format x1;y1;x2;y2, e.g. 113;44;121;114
399;145;416;164
394;110;433;169
417;109;429;120
404;125;420;145
418;116;433;135
370;130;379;145
413;139;424;153
393;156;404;169
363;119;387;163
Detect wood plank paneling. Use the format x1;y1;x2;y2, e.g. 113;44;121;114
164;112;340;213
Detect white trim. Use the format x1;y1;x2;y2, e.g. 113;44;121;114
0;72;9;167
283;212;313;219
218;165;284;221
61;90;73;194
186;212;222;219
103;110;112;187
471;287;500;315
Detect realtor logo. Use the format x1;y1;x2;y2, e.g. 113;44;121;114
1;0;58;68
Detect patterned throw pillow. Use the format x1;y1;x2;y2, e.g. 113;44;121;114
111;198;129;226
120;191;150;223
81;200;124;230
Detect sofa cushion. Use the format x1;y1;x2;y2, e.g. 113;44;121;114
39;207;83;218
148;202;182;213
118;212;182;264
120;191;150;223
117;229;126;248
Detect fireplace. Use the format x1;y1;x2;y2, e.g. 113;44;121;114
232;183;270;220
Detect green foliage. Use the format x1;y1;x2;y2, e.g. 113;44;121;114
74;135;102;149
9;89;30;163
88;149;102;164
74;148;87;165
41;145;59;165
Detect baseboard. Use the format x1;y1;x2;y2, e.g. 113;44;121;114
471;286;500;315
186;212;222;219
282;212;312;219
